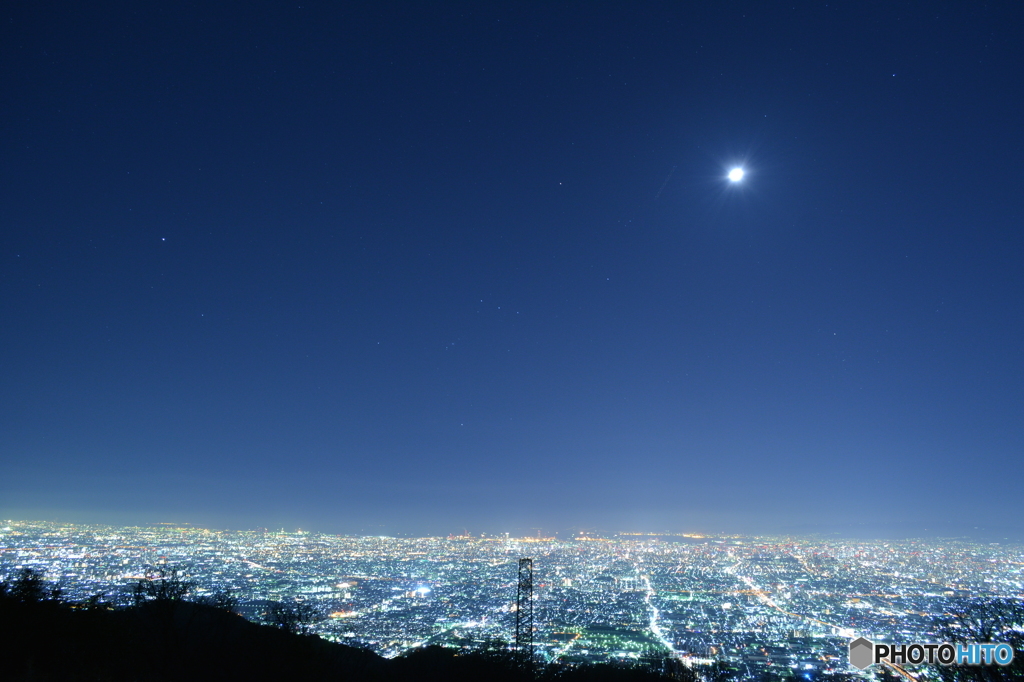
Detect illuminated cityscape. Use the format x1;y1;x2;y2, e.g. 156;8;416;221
3;520;1021;677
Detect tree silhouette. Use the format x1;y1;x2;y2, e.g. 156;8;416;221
131;566;195;605
195;588;238;612
268;599;324;635
0;567;62;602
930;598;1024;682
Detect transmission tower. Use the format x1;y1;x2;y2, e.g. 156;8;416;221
515;557;534;668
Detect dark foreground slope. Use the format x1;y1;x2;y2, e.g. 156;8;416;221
1;597;686;682
1;596;381;681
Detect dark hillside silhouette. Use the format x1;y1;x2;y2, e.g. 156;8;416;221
13;569;1017;682
1;568;379;681
0;570;693;682
1;595;706;682
1;594;381;681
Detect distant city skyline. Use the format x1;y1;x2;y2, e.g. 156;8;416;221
3;517;1021;544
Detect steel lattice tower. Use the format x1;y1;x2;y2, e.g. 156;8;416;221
515;557;534;668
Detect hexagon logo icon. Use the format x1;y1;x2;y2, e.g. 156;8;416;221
849;637;875;670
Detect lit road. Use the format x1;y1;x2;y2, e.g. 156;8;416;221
639;572;681;658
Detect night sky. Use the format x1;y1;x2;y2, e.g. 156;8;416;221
2;2;1022;538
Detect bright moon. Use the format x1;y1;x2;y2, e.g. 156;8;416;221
728;167;745;182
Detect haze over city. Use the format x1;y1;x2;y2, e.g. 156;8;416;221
2;2;1022;539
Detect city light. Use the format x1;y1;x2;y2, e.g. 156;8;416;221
2;521;1019;671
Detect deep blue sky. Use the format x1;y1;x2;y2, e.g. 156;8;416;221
2;2;1022;537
